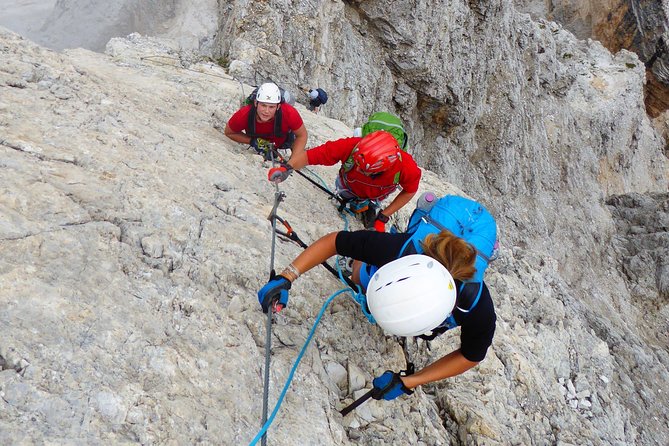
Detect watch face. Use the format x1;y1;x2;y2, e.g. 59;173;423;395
378;213;389;223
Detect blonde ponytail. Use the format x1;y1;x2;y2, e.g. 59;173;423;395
420;230;477;281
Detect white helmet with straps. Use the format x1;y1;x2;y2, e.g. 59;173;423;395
366;254;457;337
256;82;282;104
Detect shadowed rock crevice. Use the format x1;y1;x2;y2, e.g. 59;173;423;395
0;139;83;166
0;349;29;375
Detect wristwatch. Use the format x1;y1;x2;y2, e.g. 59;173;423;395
376;212;390;223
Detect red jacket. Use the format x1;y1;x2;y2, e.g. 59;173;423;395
227;103;303;147
306;137;422;200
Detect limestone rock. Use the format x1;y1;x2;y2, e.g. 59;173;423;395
514;0;669;116
0;0;668;443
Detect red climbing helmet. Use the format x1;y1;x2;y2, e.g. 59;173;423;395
352;130;402;174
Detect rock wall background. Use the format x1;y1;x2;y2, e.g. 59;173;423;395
0;0;57;43
0;0;218;54
0;0;668;444
514;0;669;118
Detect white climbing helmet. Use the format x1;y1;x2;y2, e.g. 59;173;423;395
256;82;282;104
366;254;457;337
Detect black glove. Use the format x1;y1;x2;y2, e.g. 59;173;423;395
371;370;414;401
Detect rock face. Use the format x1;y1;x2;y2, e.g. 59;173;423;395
215;0;666;189
0;1;668;445
0;0;57;41
514;0;669;117
0;0;218;54
216;0;667;343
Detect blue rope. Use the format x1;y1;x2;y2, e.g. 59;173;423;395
332;253;376;324
351;291;376;324
249;188;380;443
248;288;353;445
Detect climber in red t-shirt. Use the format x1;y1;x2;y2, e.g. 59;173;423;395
224;82;307;160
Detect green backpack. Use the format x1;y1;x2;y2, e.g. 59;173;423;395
361;112;409;150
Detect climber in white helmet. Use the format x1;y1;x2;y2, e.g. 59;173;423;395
257;225;497;402
224;82;308;160
307;87;328;113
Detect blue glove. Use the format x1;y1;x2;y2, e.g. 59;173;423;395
249;138;259;151
257;275;291;313
371;370;413;401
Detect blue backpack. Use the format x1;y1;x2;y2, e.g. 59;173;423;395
315;88;328;104
400;195;497;283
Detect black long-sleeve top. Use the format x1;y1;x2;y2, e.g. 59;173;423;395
335;230;496;362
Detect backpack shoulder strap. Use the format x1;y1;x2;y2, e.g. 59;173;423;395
247;104;257;137
399;237;417;257
455;281;484;313
273;107;284;138
398;211;433;257
340;151;356;174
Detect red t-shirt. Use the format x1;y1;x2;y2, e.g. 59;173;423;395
227;103;304;147
306;137;422;200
